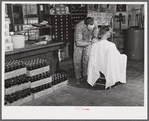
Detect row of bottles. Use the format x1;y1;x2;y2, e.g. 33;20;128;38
30;83;52;93
30;71;50;82
71;14;87;28
71;14;87;19
5;60;25;72
24;59;48;71
71;4;87;13
5;74;29;88
5;88;31;105
51;73;67;85
5;59;48;72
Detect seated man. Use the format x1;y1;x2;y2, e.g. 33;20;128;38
87;26;127;89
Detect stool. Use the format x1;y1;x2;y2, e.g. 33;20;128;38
94;72;106;86
94;72;111;89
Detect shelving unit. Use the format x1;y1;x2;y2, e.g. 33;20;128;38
51;14;72;42
70;4;88;29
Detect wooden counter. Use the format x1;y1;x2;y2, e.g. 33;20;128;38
5;41;68;75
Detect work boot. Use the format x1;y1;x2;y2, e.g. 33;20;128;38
76;79;81;86
82;76;87;82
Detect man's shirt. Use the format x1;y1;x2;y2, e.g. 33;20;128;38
74;20;98;47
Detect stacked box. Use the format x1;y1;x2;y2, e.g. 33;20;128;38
4;59;69;105
25;59;53;99
51;72;68;91
4;60;33;106
5;17;13;52
5;43;13;52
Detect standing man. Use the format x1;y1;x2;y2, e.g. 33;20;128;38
73;17;98;85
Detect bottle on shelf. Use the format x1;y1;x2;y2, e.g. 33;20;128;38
41;59;45;67
9;78;13;87
28;77;31;82
42;72;46;79
8;94;14;104
57;73;60;83
44;60;47;66
13;77;17;86
26;88;31;96
5;80;8;89
31;76;36;82
12;93;18;102
54;74;57;84
37;74;40;80
34;75;38;82
31;88;35;93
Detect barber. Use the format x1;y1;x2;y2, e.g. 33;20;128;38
73;17;98;85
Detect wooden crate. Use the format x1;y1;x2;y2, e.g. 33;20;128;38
27;65;50;76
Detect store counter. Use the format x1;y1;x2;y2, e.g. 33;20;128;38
5;41;68;74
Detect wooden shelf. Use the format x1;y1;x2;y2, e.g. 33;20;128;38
24;25;53;31
24;14;39;18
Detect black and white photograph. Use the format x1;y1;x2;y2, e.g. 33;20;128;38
1;0;148;120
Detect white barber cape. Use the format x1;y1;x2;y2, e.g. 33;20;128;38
87;39;127;89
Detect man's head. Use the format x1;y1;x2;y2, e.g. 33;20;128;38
84;17;95;30
99;26;112;39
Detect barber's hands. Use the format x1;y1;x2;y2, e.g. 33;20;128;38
91;38;99;44
109;27;113;34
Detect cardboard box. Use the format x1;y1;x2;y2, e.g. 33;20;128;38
5;22;9;29
5;31;9;36
5;43;13;52
5;36;11;43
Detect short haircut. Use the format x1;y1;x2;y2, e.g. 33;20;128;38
99;26;110;38
84;17;94;26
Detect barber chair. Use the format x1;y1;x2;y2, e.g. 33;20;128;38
94;72;111;89
94;72;106;86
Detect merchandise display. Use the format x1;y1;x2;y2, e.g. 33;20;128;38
4;59;68;106
4;60;32;106
25;59;52;99
52;73;68;90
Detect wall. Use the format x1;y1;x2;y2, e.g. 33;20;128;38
87;4;144;29
113;4;144;29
